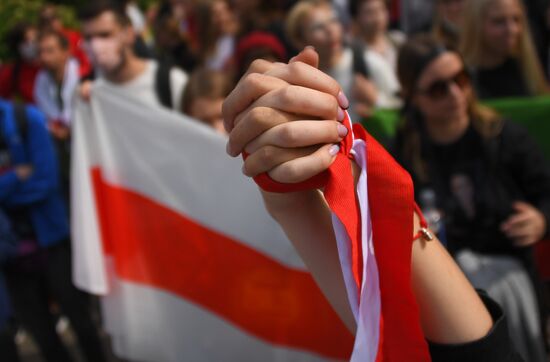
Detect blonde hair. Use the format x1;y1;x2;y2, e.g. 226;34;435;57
460;0;549;96
285;0;331;49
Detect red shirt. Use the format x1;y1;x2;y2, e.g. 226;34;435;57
0;62;40;104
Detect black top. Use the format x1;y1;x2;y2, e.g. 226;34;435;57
473;58;531;100
394;120;550;259
428;291;524;361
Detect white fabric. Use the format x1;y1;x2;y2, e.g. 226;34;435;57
101;260;336;362
364;43;402;108
331;135;380;362
34;57;80;125
206;35;235;71
72;86;352;361
95;60;188;111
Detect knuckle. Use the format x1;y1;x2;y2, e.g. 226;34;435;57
279;163;301;183
279;86;296;105
244;72;263;88
258;145;276;164
248;106;268;124
287;61;304;78
277;125;298;146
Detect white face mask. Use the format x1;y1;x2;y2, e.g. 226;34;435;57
19;42;37;61
84;36;125;74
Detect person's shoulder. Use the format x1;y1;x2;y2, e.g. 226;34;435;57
24;104;47;125
169;66;188;86
499;119;531;140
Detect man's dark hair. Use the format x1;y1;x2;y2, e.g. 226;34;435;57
348;0;389;18
77;1;131;27
38;30;70;50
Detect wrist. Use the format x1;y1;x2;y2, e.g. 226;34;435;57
260;189;322;220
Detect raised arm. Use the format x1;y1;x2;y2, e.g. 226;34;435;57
223;48;493;346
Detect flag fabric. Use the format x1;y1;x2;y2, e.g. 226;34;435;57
71;85;354;362
252;114;431;361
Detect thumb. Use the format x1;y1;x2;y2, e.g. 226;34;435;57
289;46;319;69
513;201;531;212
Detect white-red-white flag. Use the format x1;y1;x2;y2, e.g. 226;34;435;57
71;85;353;362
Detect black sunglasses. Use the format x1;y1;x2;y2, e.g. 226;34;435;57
417;69;470;100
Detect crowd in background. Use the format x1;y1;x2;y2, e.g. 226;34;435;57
0;0;549;361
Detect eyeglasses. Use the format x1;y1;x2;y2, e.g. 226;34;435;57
417;68;470;100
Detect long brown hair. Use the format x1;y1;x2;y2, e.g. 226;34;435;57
460;0;549;96
397;35;502;182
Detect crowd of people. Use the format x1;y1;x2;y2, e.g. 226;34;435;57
0;0;549;361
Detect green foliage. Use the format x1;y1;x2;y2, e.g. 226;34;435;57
0;0;78;61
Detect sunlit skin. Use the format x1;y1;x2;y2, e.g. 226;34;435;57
481;0;523;66
413;52;471;144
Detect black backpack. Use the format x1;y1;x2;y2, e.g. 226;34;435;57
155;62;174;110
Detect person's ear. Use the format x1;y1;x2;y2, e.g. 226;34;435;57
122;26;136;46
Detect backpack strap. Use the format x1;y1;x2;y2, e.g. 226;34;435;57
351;41;370;78
155;62;173;109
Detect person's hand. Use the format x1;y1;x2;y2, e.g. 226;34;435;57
79;80;93;102
500;201;547;247
15;165;33;181
352;74;377;118
223;47;350;183
49;120;70;140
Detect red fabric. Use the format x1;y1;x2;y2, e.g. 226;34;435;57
0;62;40;103
535;240;550;280
248;116;430;361
235;31;288;67
61;28;92;78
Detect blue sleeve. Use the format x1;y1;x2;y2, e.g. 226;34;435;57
3;107;59;206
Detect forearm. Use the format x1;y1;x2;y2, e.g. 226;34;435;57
261;189;356;332
411;213;493;344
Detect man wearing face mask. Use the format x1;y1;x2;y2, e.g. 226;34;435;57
0;23;40;104
78;1;188;110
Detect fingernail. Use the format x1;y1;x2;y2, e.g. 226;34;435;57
337;107;345;122
305;45;315;51
241;163;247;175
337;124;348;137
337;91;350;109
329;144;340;156
226;142;232;155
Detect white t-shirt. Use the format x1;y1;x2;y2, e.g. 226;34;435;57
327;47;401;121
96;60;188;111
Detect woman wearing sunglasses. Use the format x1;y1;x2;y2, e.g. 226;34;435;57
393;35;549;362
223;44;526;360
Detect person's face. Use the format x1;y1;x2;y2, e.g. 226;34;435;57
302;5;343;61
18;28;38;62
211;0;235;34
38;35;69;72
189;97;227;135
414;52;471;127
437;0;465;26
357;0;389;36
482;0;523;57
82;12;133;75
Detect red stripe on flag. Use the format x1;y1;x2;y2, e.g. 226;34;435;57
91;168;353;359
